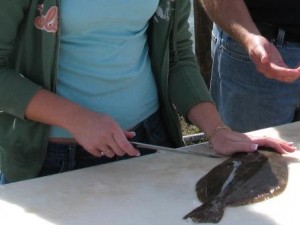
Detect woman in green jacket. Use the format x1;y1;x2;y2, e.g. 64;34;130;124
0;0;295;183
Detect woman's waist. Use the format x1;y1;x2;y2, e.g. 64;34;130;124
49;107;160;142
49;137;77;144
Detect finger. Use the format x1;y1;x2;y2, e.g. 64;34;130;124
270;65;300;76
248;136;296;154
219;132;295;155
211;132;257;155
124;131;136;139
258;58;300;79
279;143;297;153
90;146;104;157
269;139;297;153
260;51;269;64
225;142;258;155
263;71;300;83
99;146;115;158
107;140;126;156
113;132;140;157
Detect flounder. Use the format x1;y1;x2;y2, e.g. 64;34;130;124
183;149;288;223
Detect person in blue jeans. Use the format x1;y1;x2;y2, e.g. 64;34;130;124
0;0;296;184
201;0;300;132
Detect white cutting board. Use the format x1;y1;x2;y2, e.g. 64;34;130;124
0;122;300;225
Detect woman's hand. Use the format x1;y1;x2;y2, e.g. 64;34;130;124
25;89;140;158
209;128;296;156
187;102;296;156
67;109;140;158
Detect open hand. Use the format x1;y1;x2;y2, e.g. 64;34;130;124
248;35;300;83
209;128;296;156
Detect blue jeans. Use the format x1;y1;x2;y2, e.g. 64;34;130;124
210;24;300;132
0;172;6;185
38;110;175;177
0;110;174;184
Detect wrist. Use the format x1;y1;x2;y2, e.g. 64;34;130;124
207;125;231;149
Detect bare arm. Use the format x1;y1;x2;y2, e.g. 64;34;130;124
200;0;300;82
187;102;296;155
25;89;139;157
200;0;259;47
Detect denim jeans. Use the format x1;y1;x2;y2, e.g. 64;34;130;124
38;110;175;177
210;24;300;132
0;172;6;185
0;110;174;184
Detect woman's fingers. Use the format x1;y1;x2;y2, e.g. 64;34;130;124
211;131;296;155
248;135;297;153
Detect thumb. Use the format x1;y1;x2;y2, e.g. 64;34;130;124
124;131;136;139
260;50;269;64
229;142;258;155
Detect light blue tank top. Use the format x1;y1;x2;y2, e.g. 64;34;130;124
51;0;159;138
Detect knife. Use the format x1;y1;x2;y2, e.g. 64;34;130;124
130;141;225;158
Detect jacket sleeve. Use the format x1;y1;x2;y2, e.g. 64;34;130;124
168;0;214;117
0;1;42;119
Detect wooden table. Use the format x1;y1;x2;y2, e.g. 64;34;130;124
0;122;300;225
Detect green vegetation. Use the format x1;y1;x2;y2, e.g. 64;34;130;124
180;117;200;136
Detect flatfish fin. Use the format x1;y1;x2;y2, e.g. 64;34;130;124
183;150;288;223
183;197;224;223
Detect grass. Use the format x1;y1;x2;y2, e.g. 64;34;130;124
180;117;208;145
180;117;200;136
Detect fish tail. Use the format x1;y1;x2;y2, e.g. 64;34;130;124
183;200;224;223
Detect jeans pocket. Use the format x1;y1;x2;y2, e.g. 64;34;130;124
220;37;251;63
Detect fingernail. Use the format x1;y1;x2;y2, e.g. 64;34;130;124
132;131;136;137
136;151;141;157
288;142;294;145
251;144;258;150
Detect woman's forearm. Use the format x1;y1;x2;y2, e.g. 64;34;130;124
187;102;224;137
24;89;86;132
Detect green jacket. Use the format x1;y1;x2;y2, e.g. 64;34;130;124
0;0;212;182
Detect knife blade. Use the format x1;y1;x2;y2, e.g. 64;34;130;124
130;141;225;158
